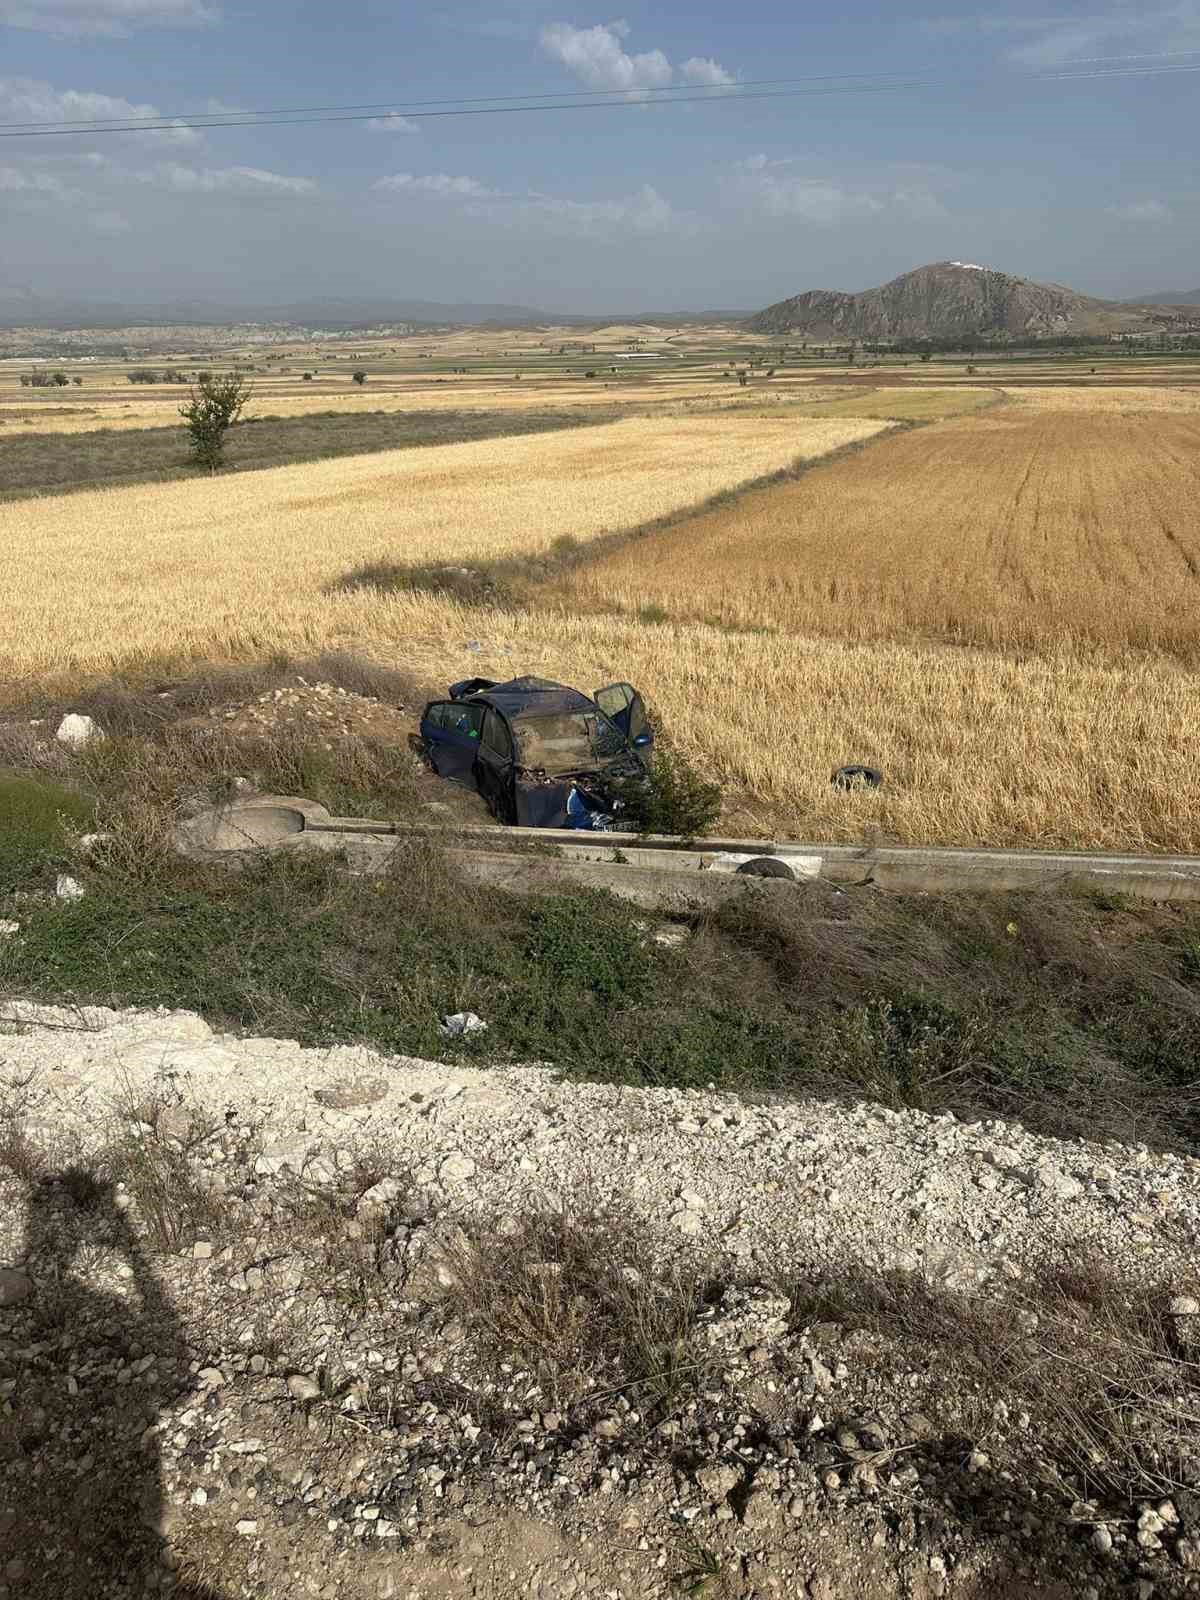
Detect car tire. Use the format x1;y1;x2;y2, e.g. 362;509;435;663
735;856;796;880
831;765;883;791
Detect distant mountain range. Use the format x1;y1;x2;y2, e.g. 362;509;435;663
1127;288;1200;306
0;292;752;331
746;262;1200;341
0;294;555;330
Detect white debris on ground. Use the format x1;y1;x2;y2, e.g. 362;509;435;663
437;1011;488;1039
54;712;103;747
1;1000;1197;1289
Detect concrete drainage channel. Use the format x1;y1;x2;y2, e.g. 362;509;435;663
176;795;1200;905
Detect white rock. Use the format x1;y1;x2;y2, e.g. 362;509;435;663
287;1374;322;1403
0;920;19;937
439;1011;488;1038
357;1177;406;1213
439;1153;476;1184
672;1210;704;1237
1169;1295;1200;1316
1033;1164;1082;1199
235;1519;258;1536
55;874;85;901
1091;1525;1113;1555
254;1142;311;1177
55;713;103;747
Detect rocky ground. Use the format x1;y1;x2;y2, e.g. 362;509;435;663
3;1003;1200;1598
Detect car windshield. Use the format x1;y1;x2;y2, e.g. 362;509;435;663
511;710;626;773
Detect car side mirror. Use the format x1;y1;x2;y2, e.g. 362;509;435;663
632;732;652;749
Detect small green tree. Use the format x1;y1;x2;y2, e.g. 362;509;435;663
613;743;722;840
179;371;252;473
352;369;367;385
52;371;69;386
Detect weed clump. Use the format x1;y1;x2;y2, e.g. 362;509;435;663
439;1213;711;1411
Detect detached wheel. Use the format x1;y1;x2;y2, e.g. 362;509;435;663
735;857;795;880
831;765;883;792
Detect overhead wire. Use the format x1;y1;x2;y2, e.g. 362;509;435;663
0;51;1197;138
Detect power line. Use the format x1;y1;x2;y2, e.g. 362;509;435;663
0;72;951;130
2;45;1198;131
1;58;1197;139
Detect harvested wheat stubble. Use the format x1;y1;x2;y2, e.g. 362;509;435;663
0;412;886;683
555;406;1200;657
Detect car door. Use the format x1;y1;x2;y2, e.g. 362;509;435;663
476;707;517;822
593;682;653;750
419;700;484;783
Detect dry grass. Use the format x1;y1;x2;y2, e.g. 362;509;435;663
553;406;1200;657
787;385;1002;421
1007;384;1200;414
0;375;859;437
6;382;1200;852
0;412;885;682
438;1213;710;1411
788;1261;1200;1506
354;606;1197;851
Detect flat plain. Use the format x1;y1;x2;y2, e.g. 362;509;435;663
3;330;1200;851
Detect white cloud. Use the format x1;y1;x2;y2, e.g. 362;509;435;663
0;0;217;35
149;162;317;195
997;3;1200;67
87;207;131;232
518;182;681;236
374;167;687;237
0;76;199;143
1107;198;1174;222
366;114;420;133
539;20;733;95
680;55;735;86
0;164;66;192
375;171;498;196
728;156;949;225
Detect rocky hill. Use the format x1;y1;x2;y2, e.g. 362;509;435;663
746;260;1197;340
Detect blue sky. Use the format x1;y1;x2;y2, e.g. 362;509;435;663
1;0;1197;312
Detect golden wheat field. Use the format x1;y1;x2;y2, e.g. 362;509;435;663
347;601;1200;851
5;379;1200;851
0;412;885;679
555;405;1200;657
0;376;851;436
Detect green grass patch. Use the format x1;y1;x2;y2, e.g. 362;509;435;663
2;830;1199;1153
0;773;95;893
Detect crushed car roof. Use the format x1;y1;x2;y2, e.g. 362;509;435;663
457;676;598;720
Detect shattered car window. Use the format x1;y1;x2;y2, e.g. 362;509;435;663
511;712;626;773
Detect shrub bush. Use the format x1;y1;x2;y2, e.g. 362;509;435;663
179;371;252;473
614;743;722;840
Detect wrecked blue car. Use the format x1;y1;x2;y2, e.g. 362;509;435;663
418;675;653;828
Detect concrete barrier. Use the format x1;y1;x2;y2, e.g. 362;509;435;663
176;797;1200;904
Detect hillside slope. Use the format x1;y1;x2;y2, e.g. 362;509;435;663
747;260;1197;339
